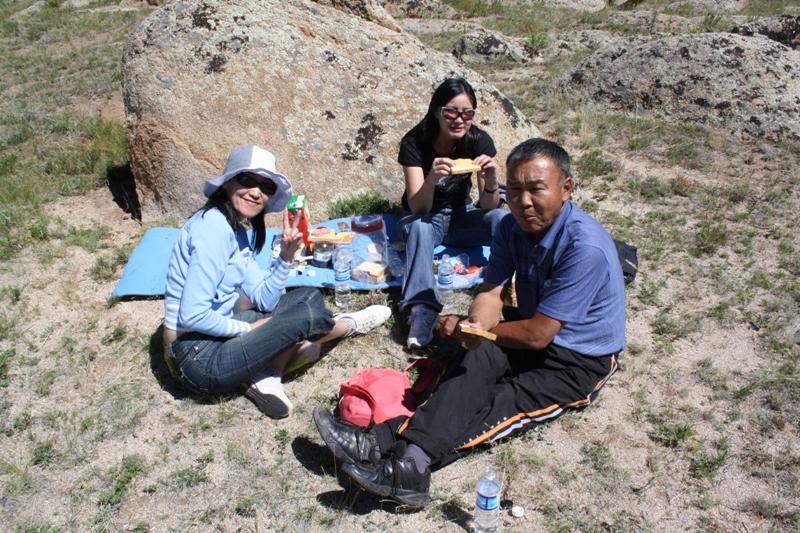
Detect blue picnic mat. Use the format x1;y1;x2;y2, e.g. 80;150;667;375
112;214;491;298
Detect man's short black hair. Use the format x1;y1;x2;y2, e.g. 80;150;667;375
506;138;572;181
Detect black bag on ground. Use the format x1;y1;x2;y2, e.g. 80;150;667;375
614;240;638;284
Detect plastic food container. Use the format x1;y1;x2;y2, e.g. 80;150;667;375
312;241;334;268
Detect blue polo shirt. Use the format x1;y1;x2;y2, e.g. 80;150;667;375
484;201;626;356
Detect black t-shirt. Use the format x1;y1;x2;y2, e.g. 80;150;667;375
398;126;497;213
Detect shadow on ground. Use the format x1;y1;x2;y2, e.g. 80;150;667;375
107;162;141;220
147;324;192;401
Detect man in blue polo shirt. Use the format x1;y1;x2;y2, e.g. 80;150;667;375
314;138;626;507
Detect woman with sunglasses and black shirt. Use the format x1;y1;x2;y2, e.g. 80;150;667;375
397;78;507;349
164;145;390;418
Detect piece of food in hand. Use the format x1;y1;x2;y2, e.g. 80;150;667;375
459;323;497;341
450;159;483;175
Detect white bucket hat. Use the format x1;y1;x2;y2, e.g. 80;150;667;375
204;145;293;214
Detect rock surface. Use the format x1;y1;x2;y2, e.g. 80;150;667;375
122;0;540;222
10;1;43;18
381;0;457;19
497;0;606;12
310;0;401;32
539;30;659;61
398;18;484;34
120;0;170;6
453;28;531;63
731;15;800;50
665;0;746;12
560;32;800;142
603;11;698;34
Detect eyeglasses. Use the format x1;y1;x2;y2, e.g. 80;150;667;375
439;106;476;121
235;174;277;195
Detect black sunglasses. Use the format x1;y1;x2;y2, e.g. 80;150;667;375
439;106;476;121
235;174;277;195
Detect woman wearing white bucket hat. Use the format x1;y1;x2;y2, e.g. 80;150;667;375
163;145;390;418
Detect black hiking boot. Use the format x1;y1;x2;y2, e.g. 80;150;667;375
313;406;381;464
341;452;431;507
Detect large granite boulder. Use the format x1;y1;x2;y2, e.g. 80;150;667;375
539;30;658;61
453;28;531;63
603;11;697;34
381;0;458;19
310;0;401;32
665;0;746;12
559;33;800;142
122;0;540;222
731;15;800;50
496;0;607;12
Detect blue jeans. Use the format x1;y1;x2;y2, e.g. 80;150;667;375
397;205;508;313
166;287;335;394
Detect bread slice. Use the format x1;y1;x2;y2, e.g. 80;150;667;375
355;261;388;283
308;231;354;244
459;324;497;341
450;159;482;175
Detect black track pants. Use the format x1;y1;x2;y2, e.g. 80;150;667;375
378;341;617;469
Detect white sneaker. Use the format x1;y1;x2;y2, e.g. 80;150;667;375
246;371;293;418
284;341;322;374
407;305;438;348
334;305;392;337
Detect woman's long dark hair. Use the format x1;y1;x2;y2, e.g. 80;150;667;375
408;77;480;157
200;185;267;254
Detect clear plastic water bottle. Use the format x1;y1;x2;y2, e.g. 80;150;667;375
437;254;454;308
333;248;352;308
474;466;501;533
387;246;404;278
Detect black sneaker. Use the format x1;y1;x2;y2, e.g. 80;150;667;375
341;452;431;507
313;406;381;464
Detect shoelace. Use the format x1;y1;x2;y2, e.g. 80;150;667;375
353;312;381;330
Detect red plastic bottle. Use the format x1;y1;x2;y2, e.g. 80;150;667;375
286;194;311;248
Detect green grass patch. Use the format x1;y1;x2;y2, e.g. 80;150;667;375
691;440;729;479
90;246;129;282
0;5;147;261
60;225;111;253
101;326;127;346
580;439;614;472
0;348;12;387
31;440;57;467
170;464;209;489
3;465;32;497
656;421;694;447
236;495;261;517
17;523;63;533
575;150;615;180
98;455;145;506
169;451;213;489
527;31;550;52
693;219;728;256
326;190;403;219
